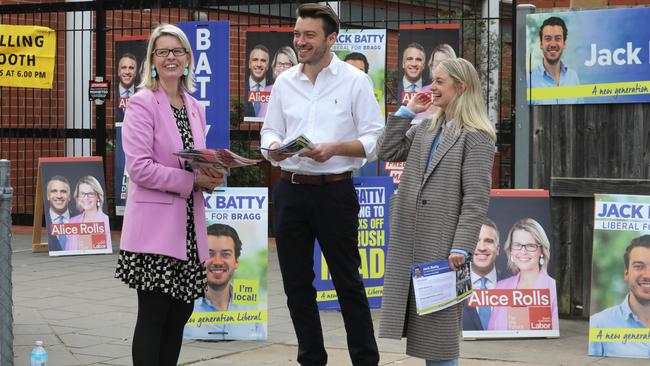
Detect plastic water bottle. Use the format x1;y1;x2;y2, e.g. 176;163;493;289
30;340;48;366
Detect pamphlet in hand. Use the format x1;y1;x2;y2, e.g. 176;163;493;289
260;134;315;155
173;148;262;173
411;259;472;315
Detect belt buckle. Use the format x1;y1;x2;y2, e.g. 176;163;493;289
290;172;300;185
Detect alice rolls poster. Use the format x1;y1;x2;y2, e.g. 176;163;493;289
40;157;112;256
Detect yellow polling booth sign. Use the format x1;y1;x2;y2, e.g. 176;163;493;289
0;25;55;89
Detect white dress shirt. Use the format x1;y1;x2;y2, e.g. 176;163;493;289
402;77;422;92
260;53;384;174
119;84;135;98
471;268;498;290
49;209;70;224
248;77;266;91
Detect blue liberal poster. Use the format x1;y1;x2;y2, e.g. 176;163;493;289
527;8;650;105
589;194;650;359
179;21;229;148
313;176;393;310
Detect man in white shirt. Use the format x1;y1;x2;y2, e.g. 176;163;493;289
46;175;71;252
116;53;137;122
398;42;426;104
260;4;383;366
244;45;270;118
463;219;503;331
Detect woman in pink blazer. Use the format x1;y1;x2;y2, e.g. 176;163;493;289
114;24;223;366
487;218;559;332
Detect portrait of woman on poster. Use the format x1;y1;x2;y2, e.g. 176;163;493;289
377;58;496;366
114;23;223;366
65;175;111;251
487;218;559;331
258;46;297;118
414;44;456;123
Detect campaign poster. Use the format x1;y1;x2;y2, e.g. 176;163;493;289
313;176;393;310
588;194;650;359
382;24;460;185
333;29;386;177
527;8;650;105
462;189;559;339
114;36;147;215
184;187;268;341
243;27;295;123
179;21;230;149
39;157;112;256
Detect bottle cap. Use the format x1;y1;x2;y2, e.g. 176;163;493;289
35;340;43;346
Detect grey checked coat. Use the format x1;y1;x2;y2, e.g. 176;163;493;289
377;114;494;361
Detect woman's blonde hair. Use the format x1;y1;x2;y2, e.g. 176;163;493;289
429;58;496;142
427;43;456;76
74;175;105;212
503;218;551;273
139;24;195;93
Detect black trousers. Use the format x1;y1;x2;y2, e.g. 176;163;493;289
273;178;379;366
132;290;194;366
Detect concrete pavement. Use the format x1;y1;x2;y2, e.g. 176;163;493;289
8;228;640;365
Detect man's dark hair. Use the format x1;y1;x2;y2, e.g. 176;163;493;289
624;235;650;269
344;52;369;73
48;175;70;186
207;223;243;259
405;42;425;54
250;44;270;58
296;3;340;36
119;52;137;63
482;217;500;246
539;17;567;41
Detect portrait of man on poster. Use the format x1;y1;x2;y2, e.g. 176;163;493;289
184;223;266;340
116;52;138;121
528;16;580;105
46;175;72;252
589;235;650;358
244;44;270;118
397;42;426;104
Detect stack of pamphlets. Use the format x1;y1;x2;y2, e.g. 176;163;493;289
174;148;262;173
259;134;315;155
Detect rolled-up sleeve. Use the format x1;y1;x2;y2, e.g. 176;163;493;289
353;74;384;161
260;77;286;163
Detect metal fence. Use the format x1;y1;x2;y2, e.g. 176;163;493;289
0;159;14;366
0;0;514;227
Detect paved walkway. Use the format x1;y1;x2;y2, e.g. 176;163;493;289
8;228;639;365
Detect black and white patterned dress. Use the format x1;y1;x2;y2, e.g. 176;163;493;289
115;105;206;303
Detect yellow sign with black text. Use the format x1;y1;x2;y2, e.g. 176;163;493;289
0;25;55;88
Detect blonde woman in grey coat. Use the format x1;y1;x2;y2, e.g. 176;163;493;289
378;58;496;365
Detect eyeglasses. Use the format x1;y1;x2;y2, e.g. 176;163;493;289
152;48;187;57
511;242;541;252
79;192;97;198
276;62;293;69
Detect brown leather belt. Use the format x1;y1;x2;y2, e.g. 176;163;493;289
280;170;352;185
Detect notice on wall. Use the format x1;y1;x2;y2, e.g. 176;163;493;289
0;25;55;88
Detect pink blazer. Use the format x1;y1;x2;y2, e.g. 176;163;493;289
487;271;559;331
119;87;209;262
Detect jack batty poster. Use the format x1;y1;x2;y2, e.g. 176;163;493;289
184;187;268;341
313;176;393;310
589;194;650;359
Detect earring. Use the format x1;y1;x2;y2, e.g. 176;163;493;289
151;66;157;78
183;65;189;76
539;255;545;266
